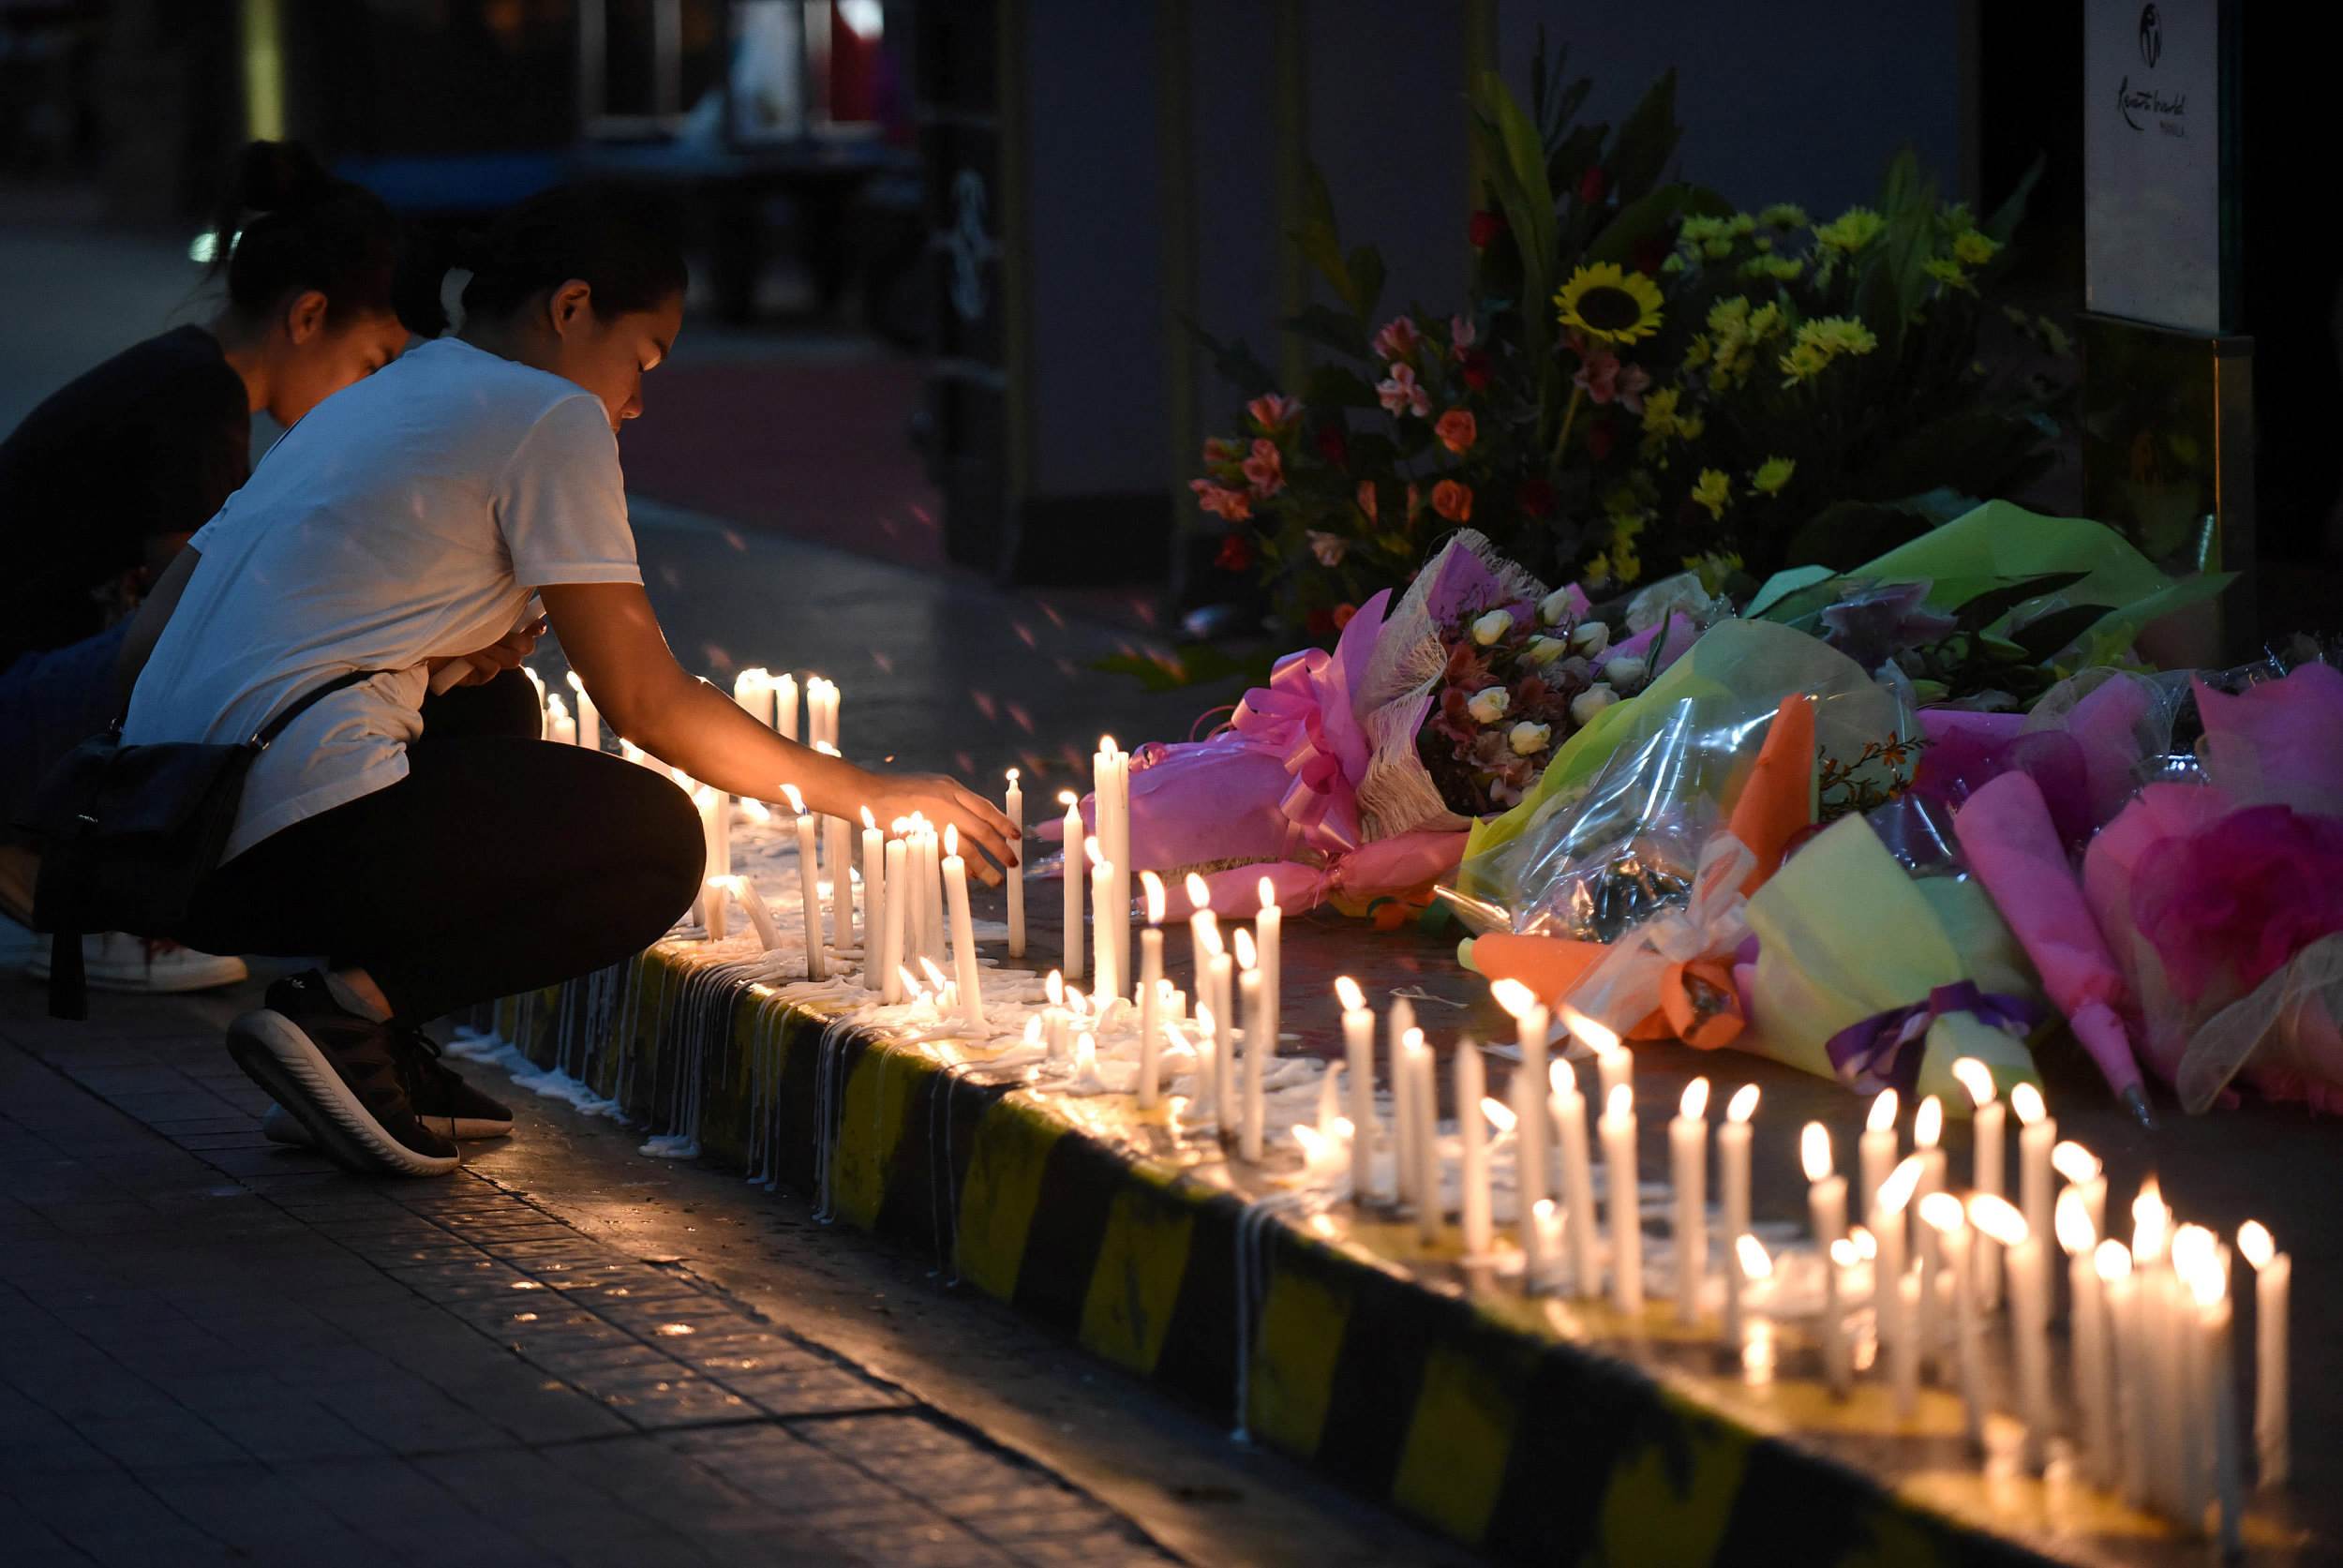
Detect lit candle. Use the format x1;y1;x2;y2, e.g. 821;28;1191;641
2052;1139;2107;1241
565;670;599;751
1858;1089;1900;1232
695;784;729;889
1828;1239;1861;1400
1237;959;1265;1161
1551;1061;1600;1300
783;785;825;981
1060;792;1085;979
701;877;729;941
1336;977;1376;1202
922;819;948;970
1531;1200;1562;1293
1602;1083;1642;1317
2058;1188;2112;1485
2194;1251;2246;1556
943;826;985;1029
1594;1036;1632;1108
1913;1097;1946;1373
1720;1084;1756;1274
1086;840;1119;1007
1255;875;1281;1060
805;676;839;750
1922;1193;1982;1445
1190;1003;1218;1122
2102;1240;2144;1505
546;693;576;746
1388;996;1417;1209
858;809;885;988
1802;1124;1848;1395
879;835;907;1002
1456;1043;1491;1256
2238;1220;2290;1488
1492;980;1550;1260
2171;1225;2217;1524
731;666;773;726
1671;1077;1710;1326
1876;1156;1922;1411
1951;1059;2005;1310
2131;1178;2179;1512
1402;1028;1439;1243
522;666;547;735
1976;1192;2050;1467
1138;873;1167;1112
1731;1234;1771;1366
1004;770;1025;958
773;671;798;741
1511;1065;1547;1283
2011;1082;2055;1269
1207;943;1236;1130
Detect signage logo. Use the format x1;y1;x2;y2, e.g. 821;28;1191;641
2139;5;2161;67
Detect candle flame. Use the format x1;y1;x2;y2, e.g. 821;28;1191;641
1194;1004;1216;1039
1918;1190;1965;1234
898;965;923;998
1548;1060;1576;1099
1949;1056;1995;1107
945;824;959;859
1735;1234;1772;1282
1097;734;1117;755
1534;1197;1558;1223
1914;1097;1943;1150
1006;767;1020;783
1829;1237;1860;1268
2238;1219;2276;1271
1800;1122;1833;1183
1045;970;1064;1006
1967;1192;2027;1247
1232;928;1257;971
2096;1238;2132;1282
2188;1259;2227;1309
566;669;585;694
1185;872;1212;912
1488;978;1538;1021
1142;871;1166;924
2009;1082;2046;1126
1482;1097;1517;1133
814;740;841;758
1726;1083;1759;1124
2171;1223;2216;1285
1605;1083;1633;1122
1399;1026;1425;1057
1850;1225;1877;1261
2131;1177;2168;1261
546;693;571;720
1083;837;1103;870
1257;875;1277;914
1291;1124;1328;1161
1866;1089;1899;1134
1679;1077;1710;1122
2055;1188;2097;1257
739;799;771;826
2050;1140;2100;1184
1023;1015;1043;1045
1558;1004;1619;1055
1059;789;1079;807
1335;976;1366;1013
860;805;876;830
1075;1033;1097;1072
781;784;806;814
919;957;948;989
1878;1157;1924;1216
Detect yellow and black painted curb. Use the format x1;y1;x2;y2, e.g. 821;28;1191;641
490;946;2068;1566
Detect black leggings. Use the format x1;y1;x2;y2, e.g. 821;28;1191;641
184;671;703;1024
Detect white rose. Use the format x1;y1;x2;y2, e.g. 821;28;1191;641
1601;654;1649;690
1470;608;1515;646
1538;588;1577;626
1569;683;1619;726
1568;620;1611;657
1508;721;1552;756
1466;686;1511;724
1521;635;1568;666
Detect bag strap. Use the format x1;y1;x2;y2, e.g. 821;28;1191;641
251;668;385;749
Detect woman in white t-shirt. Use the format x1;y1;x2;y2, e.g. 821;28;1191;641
119;187;1017;1178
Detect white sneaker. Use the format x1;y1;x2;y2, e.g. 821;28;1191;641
26;933;249;993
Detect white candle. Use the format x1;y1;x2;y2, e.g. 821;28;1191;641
1802;1124;1848;1395
701;877;729;941
2195;1259;2246;1555
1060;792;1085;979
1336;978;1375;1202
1858;1089;1899;1232
2131;1179;2178;1512
858;810;886;988
694;784;729;889
1512;1066;1548;1283
2171;1224;2217;1524
731;666;773;726
922;823;947;969
522;666;547;736
1551;1062;1600;1300
805;676;839;750
1602;1083;1641;1317
1531;1200;1562;1293
1827;1239;1860;1401
1255;875;1281;1063
2104;1242;2146;1506
1913;1097;1947;1373
1977;1193;2051;1466
1876;1156;1922;1409
1087;841;1118;1006
2054;1140;2108;1249
783;785;825;981
1237;964;1265;1161
2059;1191;2112;1486
546;693;576;746
879;836;907;1002
1595;1042;1632;1109
942;826;985;1029
1004;770;1025;958
1720;1084;1756;1274
719;876;777;950
775;671;798;740
1492;980;1550;1259
1189;1004;1218;1122
1951;1059;2005;1310
821;781;853;953
565;670;599;751
1456;1043;1490;1256
2239;1220;2289;1489
1404;1029;1440;1243
1138;873;1167;1112
1922;1194;1982;1446
1388;996;1417;1208
1730;1234;1771;1366
1670;1077;1709;1326
2011;1083;2055;1273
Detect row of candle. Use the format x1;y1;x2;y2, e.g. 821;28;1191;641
731;666;839;751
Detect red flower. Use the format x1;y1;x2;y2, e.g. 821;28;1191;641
1577;165;1607;206
1331;603;1358;630
1457;349;1493;392
1434;409;1477;455
1517;478;1557;518
1632;233;1670;276
1215;533;1256;573
1431;479;1473;523
1315;422;1350;466
1469;209;1507;248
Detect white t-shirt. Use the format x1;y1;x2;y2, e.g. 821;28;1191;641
125;337;641;859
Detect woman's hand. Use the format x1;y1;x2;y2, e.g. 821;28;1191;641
858;773;1022;886
429;619;545;687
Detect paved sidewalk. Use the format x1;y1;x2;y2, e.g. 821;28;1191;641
0;984;1172;1568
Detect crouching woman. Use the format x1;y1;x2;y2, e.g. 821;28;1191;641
118;187;1014;1177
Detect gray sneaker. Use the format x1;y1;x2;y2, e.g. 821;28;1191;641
226;972;459;1177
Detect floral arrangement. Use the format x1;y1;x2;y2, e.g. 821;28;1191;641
1191;42;2067;646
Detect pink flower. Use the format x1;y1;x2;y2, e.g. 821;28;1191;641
1572;342;1650;413
1242;438;1286;499
1450;314;1478;353
1372;316;1423;363
1356;480;1379;522
1247;393;1303;432
1189;478;1253;522
1201;437;1243;467
1376;364;1431;418
1434;409;1477;455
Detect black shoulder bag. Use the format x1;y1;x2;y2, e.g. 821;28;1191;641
18;669;379;1020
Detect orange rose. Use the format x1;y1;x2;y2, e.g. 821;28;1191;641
1431;479;1473;522
1435;409;1477;455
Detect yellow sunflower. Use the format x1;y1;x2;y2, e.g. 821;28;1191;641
1554;262;1665;345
